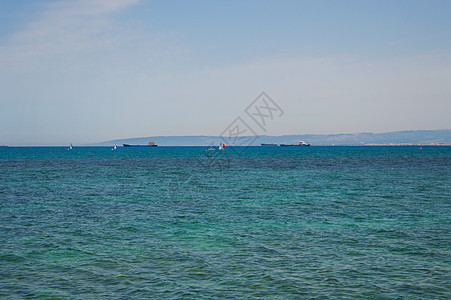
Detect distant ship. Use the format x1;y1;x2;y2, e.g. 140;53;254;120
123;138;158;147
280;140;310;147
261;143;278;147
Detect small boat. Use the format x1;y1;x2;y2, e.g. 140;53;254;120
68;143;73;150
123;138;158;147
280;140;310;147
261;143;277;147
112;144;117;150
206;143;225;151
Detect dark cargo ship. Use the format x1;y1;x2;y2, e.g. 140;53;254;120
123;138;158;147
261;143;278;147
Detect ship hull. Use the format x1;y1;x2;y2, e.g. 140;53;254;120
123;144;158;147
280;144;310;147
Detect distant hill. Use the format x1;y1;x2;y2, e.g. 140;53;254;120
91;129;451;146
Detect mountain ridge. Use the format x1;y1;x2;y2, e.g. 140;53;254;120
91;129;451;146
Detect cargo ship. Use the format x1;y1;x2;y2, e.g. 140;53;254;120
280;140;310;147
261;143;278;147
123;138;158;147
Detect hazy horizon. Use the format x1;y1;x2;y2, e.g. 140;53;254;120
1;0;451;145
3;128;450;147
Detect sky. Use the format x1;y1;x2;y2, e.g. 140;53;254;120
1;0;450;145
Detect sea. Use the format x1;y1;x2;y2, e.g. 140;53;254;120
0;146;450;299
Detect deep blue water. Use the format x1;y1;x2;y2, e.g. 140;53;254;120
0;146;450;298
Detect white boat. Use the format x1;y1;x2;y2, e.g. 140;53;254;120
280;140;310;147
112;144;117;150
206;143;225;151
68;143;73;150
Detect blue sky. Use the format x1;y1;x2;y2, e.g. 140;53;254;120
1;0;450;145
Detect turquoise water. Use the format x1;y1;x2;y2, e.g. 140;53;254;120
1;146;450;298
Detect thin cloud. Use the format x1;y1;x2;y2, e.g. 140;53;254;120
0;0;140;69
45;0;141;16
